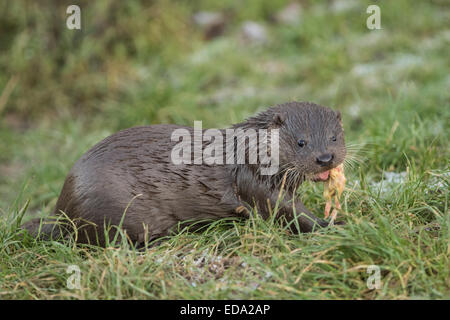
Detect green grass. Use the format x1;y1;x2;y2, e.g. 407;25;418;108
0;0;449;299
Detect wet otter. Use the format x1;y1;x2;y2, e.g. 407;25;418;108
23;101;346;246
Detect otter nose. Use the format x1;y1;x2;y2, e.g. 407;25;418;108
316;153;334;166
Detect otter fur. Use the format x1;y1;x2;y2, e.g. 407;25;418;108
23;101;346;246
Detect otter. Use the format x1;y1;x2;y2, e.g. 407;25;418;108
23;101;346;246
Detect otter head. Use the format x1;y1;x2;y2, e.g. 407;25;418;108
270;101;346;182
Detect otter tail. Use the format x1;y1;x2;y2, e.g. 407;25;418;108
22;217;69;241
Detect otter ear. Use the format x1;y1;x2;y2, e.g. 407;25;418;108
272;112;286;126
336;110;343;125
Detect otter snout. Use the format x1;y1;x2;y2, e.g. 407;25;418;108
316;153;334;166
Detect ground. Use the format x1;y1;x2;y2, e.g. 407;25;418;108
0;0;448;299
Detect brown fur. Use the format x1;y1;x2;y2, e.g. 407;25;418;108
22;101;346;246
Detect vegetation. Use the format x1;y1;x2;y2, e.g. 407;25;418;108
0;0;448;299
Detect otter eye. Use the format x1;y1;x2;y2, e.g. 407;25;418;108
331;136;337;142
298;139;307;148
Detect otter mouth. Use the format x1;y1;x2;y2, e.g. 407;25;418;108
311;170;330;182
310;161;344;182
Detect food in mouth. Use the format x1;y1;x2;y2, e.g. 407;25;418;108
323;164;346;220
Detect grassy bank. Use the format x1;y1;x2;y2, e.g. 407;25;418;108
0;0;449;299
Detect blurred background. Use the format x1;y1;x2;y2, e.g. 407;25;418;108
0;0;449;214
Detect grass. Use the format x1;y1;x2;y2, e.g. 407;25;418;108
0;0;449;299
